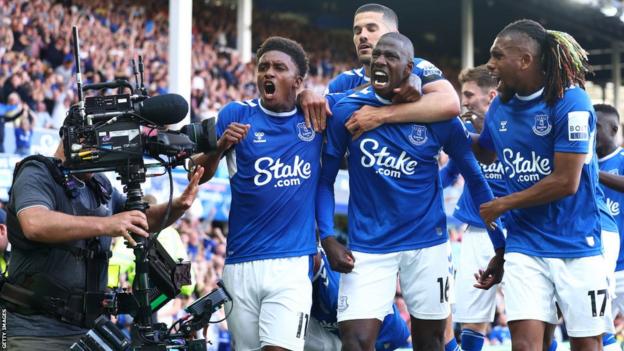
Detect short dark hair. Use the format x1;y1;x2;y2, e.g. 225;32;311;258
594;104;620;119
355;3;398;28
458;65;498;90
378;32;413;60
256;36;309;77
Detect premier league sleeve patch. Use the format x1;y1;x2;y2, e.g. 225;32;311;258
416;60;442;77
567;111;590;141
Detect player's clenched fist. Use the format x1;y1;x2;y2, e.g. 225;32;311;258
321;236;355;273
218;122;250;153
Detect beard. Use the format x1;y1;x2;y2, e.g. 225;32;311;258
497;80;515;104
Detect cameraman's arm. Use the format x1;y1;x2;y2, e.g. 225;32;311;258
13;162;148;246
145;166;204;231
18;207;149;244
194;122;249;184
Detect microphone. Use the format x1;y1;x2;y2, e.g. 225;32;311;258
135;94;188;126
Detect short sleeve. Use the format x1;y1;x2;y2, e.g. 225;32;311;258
12;161;58;214
553;88;592;154
216;101;244;139
111;188;126;214
412;59;445;86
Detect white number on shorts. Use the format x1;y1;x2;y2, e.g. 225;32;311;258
296;312;309;339
437;277;449;303
587;289;608;317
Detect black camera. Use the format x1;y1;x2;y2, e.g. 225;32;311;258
70;282;231;351
61;88;217;174
62;26;223;351
69;315;131;351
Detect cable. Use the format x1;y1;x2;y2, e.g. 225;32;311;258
208;299;234;324
145;162;174;253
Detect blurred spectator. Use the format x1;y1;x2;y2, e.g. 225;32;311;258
14;109;33;155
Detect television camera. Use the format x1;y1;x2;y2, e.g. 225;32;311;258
57;26;230;350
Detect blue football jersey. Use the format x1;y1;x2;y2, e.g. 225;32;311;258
598;147;624;270
324;87;504;253
444;123;509;228
479;87;603;258
311;253;410;351
326;58;445;94
216;99;322;264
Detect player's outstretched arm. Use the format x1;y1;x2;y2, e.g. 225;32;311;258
316;154;355;273
479;152;585;225
471;133;497;164
446;131;505;289
439;159;460;188
345;80;460;139
443;119;505;250
599;171;624;193
193;122;249;184
146;166;204;232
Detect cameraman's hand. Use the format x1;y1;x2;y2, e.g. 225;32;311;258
321;236;355;273
217;123;250;153
176;166;204;210
105;210;150;247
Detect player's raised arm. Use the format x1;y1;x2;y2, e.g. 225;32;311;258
481;152;586;225
442;118;505;251
316;153;355;273
471;110;498;165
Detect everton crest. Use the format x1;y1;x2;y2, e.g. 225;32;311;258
408;124;428;146
297;122;315;142
532;114;551;136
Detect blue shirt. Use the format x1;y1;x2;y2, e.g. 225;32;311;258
319;87;505;252
311;252;410;351
326;58;445;94
598;147;624;270
478;87;603;258
440;122;509;228
216;99;322;264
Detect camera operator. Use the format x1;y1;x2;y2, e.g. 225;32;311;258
3;131;205;350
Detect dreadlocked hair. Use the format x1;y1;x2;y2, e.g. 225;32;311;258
498;19;592;106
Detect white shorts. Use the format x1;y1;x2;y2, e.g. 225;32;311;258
453;226;498;324
612;270;624;317
303;317;342;351
337;241;452;322
602;230;620;298
223;256;312;351
503;252;613;337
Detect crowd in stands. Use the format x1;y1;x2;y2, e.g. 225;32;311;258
1;0;602;349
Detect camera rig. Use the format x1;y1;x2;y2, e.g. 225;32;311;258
56;26;230;350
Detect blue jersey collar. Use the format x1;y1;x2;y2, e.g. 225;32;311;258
599;146;623;163
258;100;298;117
374;93;392;105
515;87;544;101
